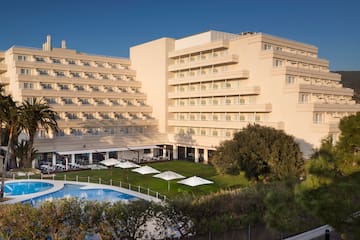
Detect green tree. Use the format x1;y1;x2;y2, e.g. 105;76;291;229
264;181;321;237
37;199;83;240
211;124;304;181
20;98;58;168
104;200;159;240
0;96;21;199
14;140;38;168
0;203;40;239
337;112;360;154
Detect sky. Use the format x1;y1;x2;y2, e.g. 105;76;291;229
0;0;359;70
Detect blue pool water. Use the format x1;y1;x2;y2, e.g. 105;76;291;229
4;181;53;196
23;184;137;205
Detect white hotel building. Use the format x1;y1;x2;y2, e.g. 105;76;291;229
0;31;359;166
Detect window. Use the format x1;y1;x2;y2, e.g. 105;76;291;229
45;98;56;104
263;43;272;50
239;114;245;121
313;112;323;124
85;72;94;78
95;99;104;105
84;113;95;120
101;113;110;120
255;115;261;122
55;71;65;77
70;72;80;78
23;82;33;89
17;55;27;61
110;99;120;105
212;130;218;136
41;83;52;89
58;84;69;90
114;113;124;119
273;59;283;67
35;56;45;62
91;86;99;92
100;74;109;80
20;68;30;75
286;75;295;84
200;129;206;136
66;113;78;120
82;61;90;66
239;98;246;104
52;58;61;64
38;69;48;75
97;62;104;67
63;98;74;104
67;59;76;65
299;93;310;103
79;98;90;105
74;85;85;91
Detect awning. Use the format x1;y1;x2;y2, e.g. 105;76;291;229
57;147;129;155
127;145;160;150
57;149;97;155
95;147;129;152
57;146;159;155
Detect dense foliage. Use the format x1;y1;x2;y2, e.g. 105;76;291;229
0;199;169;240
298;112;360;239
211;124;304;181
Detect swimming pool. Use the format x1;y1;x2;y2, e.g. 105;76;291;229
23;183;137;205
2;180;161;205
4;181;54;196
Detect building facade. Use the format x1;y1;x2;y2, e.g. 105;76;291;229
0;31;359;165
130;30;360;160
0;36;166;166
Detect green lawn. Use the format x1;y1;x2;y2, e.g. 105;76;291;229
50;160;249;198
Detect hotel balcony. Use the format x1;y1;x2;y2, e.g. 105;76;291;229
297;103;360;112
168;54;239;72
168;70;249;85
18;74;142;88
168;119;284;130
57;117;157;128
284;83;354;96
261;49;328;66
15;60;136;76
273;66;341;81
22;88;147;100
169;86;260;98
168;40;230;58
168;103;272;113
52;105;153;113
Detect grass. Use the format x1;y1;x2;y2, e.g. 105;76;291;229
48;160;250;199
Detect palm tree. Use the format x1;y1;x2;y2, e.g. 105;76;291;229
20;98;59;168
0;95;21;199
15;140;38;168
